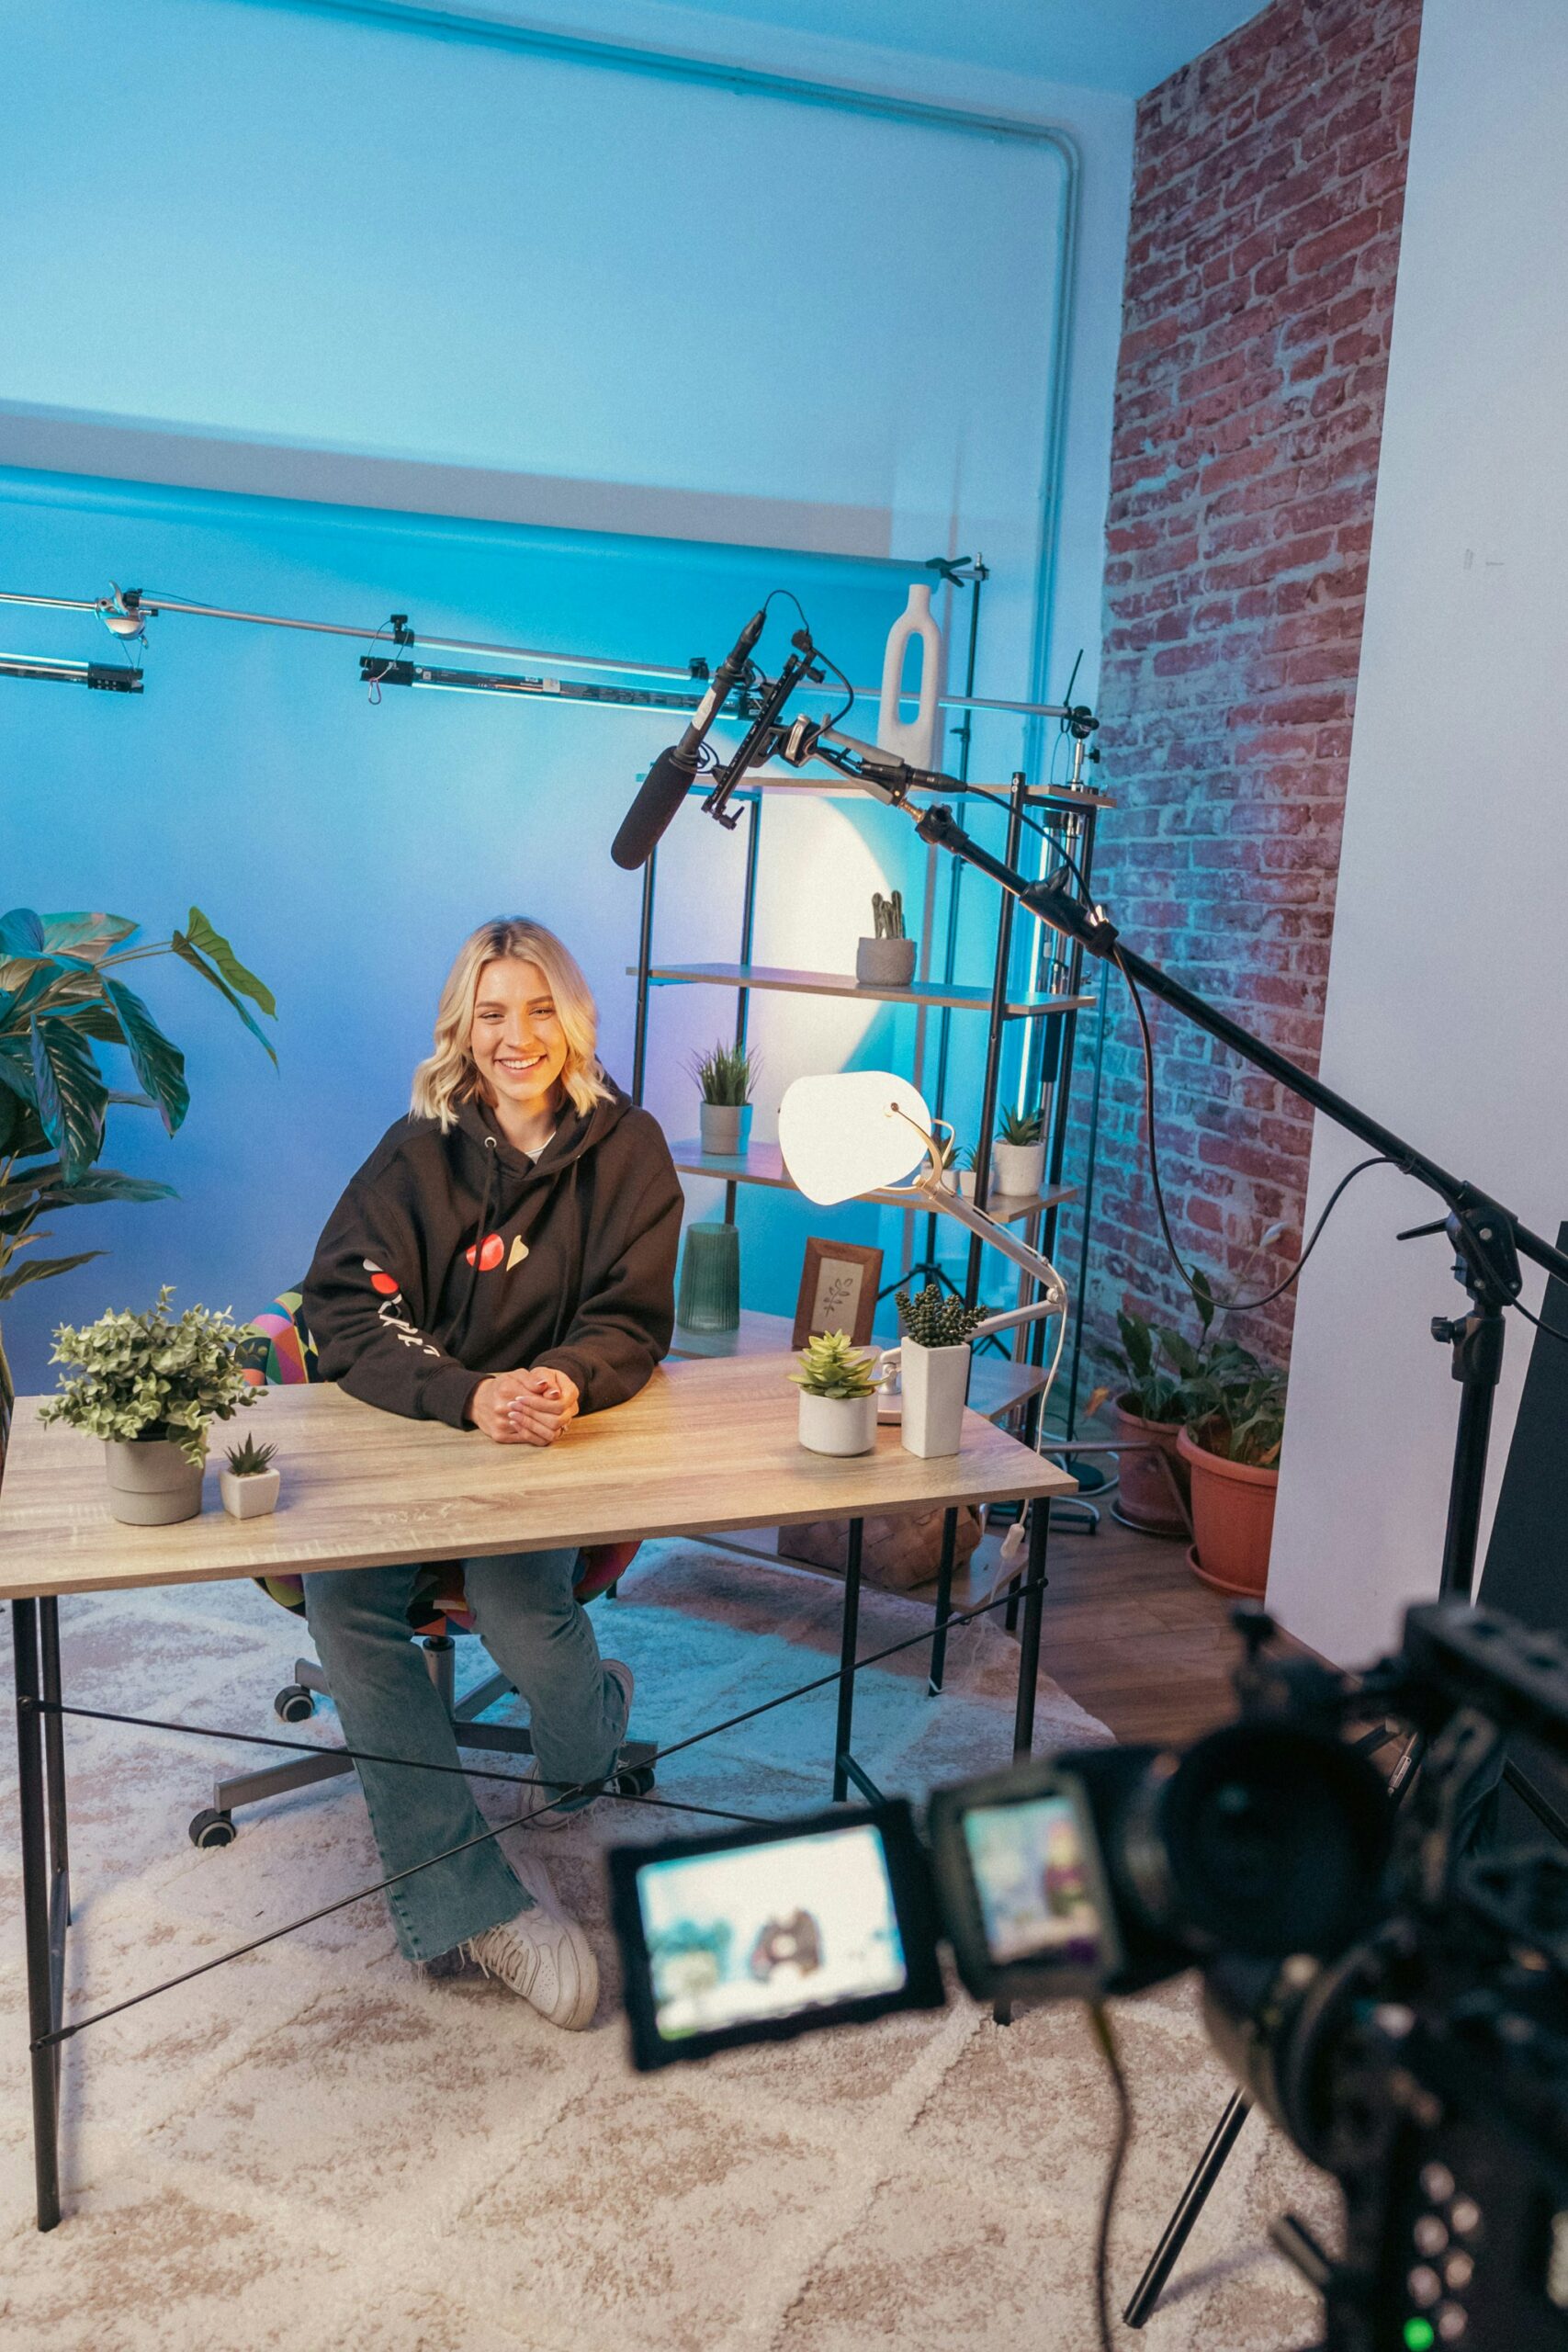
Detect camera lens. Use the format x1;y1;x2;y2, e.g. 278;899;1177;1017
1133;1722;1392;1958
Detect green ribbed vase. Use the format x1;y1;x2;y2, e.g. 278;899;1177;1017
676;1220;740;1333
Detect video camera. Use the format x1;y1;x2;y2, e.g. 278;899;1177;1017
608;1601;1568;2351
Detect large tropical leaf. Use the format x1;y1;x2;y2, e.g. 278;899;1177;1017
41;912;140;957
0;1250;104;1304
0;909;45;958
170;934;278;1066
28;1017;106;1182
0;1163;175;1215
182;909;276;1017
0;1045;39;1107
103;978;190;1135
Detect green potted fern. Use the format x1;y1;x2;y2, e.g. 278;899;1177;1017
690;1040;758;1157
220;1432;281;1521
39;1288;259;1523
993;1103;1046;1201
790;1329;886;1456
894;1283;987;1458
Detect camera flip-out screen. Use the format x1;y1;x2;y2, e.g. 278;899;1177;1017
930;1761;1125;2002
608;1804;944;2070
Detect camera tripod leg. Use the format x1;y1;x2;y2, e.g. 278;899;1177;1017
1122;2087;1251;2328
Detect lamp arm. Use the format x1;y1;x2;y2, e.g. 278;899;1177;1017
893;1169;1066;1303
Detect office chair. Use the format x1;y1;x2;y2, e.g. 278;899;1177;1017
186;1289;652;1848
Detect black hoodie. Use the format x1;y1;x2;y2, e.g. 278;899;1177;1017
302;1083;682;1428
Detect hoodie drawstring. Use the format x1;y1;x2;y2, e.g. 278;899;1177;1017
451;1133;500;1351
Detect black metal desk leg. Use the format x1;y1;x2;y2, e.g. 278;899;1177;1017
1011;1498;1050;1762
929;1509;957;1695
832;1519;864;1802
39;1598;71;1981
13;1597;62;2231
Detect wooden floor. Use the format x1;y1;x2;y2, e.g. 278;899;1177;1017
714;1487;1241;1751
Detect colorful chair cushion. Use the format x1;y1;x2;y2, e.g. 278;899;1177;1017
243;1290;637;1632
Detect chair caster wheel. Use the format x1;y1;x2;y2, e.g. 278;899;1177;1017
612;1765;655;1799
189;1808;237;1849
274;1683;315;1724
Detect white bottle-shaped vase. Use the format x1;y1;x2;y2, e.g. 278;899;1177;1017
876;582;944;769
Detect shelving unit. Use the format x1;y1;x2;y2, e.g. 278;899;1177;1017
629;758;1110;1428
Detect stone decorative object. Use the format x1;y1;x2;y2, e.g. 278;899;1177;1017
677;1219;741;1333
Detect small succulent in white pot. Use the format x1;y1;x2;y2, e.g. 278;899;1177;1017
39;1287;258;1524
220;1433;281;1520
894;1283;987;1458
790;1329;886;1457
992;1104;1047;1200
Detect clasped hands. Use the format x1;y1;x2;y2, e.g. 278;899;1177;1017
468;1365;581;1447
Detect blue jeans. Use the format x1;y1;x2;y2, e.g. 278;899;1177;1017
303;1550;628;1963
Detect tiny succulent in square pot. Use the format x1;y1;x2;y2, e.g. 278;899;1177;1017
220;1433;281;1521
791;1329;886;1457
894;1283;987;1459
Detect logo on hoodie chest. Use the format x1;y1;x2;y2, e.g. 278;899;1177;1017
464;1231;529;1273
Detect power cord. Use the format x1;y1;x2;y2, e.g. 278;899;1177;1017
1088;2001;1133;2352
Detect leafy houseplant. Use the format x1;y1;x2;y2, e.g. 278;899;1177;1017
993;1103;1047;1202
220;1432;281;1521
0;904;276;1432
40;1288;259;1524
895;1283;986;1459
1178;1340;1288;1599
791;1329;886;1457
1088;1281;1219;1537
690;1039;758;1157
855;888;917;989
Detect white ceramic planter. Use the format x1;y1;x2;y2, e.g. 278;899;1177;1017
956;1169;979;1201
220;1466;281;1520
855;936;917;988
797;1389;878;1457
698;1102;753;1157
992;1138;1046;1199
104;1437;205;1526
898;1337;972;1459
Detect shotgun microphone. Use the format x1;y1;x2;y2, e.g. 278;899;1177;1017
610;607;767;869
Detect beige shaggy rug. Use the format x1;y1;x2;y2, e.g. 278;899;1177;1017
0;1542;1335;2352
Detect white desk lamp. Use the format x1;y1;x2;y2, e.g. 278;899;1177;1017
776;1071;1069;1366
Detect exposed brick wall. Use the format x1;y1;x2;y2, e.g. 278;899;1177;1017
1076;0;1423;1367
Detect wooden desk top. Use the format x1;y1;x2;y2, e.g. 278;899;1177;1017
0;1353;1074;1604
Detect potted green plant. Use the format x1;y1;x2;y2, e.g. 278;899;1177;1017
993;1103;1046;1201
690;1039;759;1158
0;903;276;1433
39;1288;260;1524
1088;1279;1218;1536
1177;1341;1288;1597
951;1144;978;1201
790;1329;886;1456
894;1283;986;1458
855;889;916;988
220;1433;281;1521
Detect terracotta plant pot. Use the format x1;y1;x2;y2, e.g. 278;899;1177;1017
1178;1427;1279;1597
1111;1399;1189;1536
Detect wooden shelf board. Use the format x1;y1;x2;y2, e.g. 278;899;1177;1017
632;961;1090;1020
669;1308;1053;1423
671;1138;1074;1227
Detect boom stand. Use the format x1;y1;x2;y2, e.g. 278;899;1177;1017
872;791;1568;2324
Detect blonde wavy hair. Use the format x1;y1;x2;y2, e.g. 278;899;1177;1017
412;918;612;1132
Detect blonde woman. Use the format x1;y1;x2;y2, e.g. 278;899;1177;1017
302;918;682;2027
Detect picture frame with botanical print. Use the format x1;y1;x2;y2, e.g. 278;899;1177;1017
791;1237;885;1351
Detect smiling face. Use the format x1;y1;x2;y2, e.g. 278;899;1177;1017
468;956;570;1125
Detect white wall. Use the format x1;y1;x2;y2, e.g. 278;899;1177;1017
1266;0;1568;1665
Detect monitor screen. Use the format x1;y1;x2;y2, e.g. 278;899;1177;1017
636;1821;908;2042
961;1792;1106;1973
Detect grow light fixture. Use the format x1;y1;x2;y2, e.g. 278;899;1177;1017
0;651;142;692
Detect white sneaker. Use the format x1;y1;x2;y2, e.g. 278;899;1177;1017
514;1659;637;1830
459;1857;599;2030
